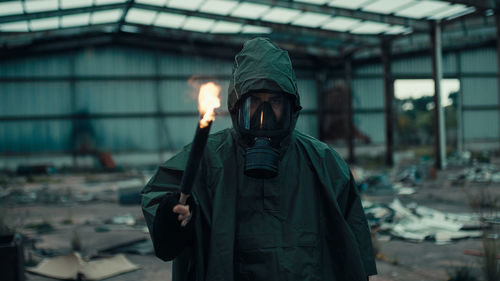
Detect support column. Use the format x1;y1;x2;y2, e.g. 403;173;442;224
154;52;164;163
345;57;354;164
70;53;77;168
496;13;500;149
315;70;327;141
381;38;394;166
455;52;464;153
431;21;447;169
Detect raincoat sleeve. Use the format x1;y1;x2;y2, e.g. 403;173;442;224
298;132;377;278
337;168;378;276
141;149;196;261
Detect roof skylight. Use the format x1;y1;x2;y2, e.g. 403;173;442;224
30;17;59;31
95;0;128;5
329;0;374;10
210;21;242;33
135;0;167;6
241;25;272;34
429;4;473;20
261;7;301;24
321;16;360;32
395;0;449;19
167;0;204;11
294;0;330;4
0;1;23;17
91;9;123;24
154;12;186;28
61;13;91;28
292;12;331;28
362;0;416;14
61;0;93;9
384;25;411;35
350;21;390;34
199;0;239;16
231;2;270;20
126;8;157;25
25;0;59;13
0;21;29;32
182;16;215;32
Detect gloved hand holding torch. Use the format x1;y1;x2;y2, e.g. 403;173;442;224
173;82;220;227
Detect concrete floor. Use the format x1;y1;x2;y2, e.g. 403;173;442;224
2;167;497;281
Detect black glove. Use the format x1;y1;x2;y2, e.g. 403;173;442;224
152;192;195;261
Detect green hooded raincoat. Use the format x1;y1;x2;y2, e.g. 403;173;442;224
141;38;377;281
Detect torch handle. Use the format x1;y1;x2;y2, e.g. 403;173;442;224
179;120;212;203
179;192;190;205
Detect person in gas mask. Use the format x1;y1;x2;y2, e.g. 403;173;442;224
141;37;377;281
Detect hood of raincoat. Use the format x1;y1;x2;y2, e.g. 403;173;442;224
228;38;302;133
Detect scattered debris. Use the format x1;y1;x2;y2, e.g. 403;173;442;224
359;173;416;195
365;199;483;244
463;249;500;259
98;152;117;170
117;178;144;205
0;234;25;281
450;164;500;185
99;238;154;256
447;266;478;281
109;214;136;226
394;165;426;186
17;165;56;176
25;221;55;234
27;252;139;280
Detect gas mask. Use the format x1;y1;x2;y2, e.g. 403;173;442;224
236;92;293;179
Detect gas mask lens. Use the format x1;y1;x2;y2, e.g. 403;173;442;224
238;93;291;136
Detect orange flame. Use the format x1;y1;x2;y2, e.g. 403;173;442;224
198;82;221;128
260;110;263;129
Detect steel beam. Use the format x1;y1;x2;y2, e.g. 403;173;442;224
116;0;135;34
430;21;447;169
455;51;464;153
0;3;126;23
0;2;380;46
132;3;379;45
245;0;429;31
381;37;394;167
153;50;164;162
440;0;498;10
0;22;347;64
497;12;500;149
345;57;354;164
0;112;225;122
315;70;327;142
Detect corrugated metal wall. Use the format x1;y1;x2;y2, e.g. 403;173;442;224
0;46;236;154
459;48;499;142
295;78;318;137
351;63;385;145
351;48;499;148
0;45;318;155
351;77;385;144
1;44;497;157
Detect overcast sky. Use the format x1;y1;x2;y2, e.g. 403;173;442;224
394;79;460;107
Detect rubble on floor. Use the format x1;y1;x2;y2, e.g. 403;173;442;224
364;199;483;244
0;171;152;205
449;163;500;185
27;252;139;280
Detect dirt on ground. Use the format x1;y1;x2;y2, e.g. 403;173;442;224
0;165;498;281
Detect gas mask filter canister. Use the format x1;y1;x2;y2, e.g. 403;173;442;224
244;137;279;179
237;93;292;179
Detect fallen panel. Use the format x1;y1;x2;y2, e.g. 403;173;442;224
27;252;139;280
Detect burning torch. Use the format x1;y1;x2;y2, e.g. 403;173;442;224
179;82;221;206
